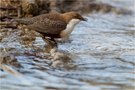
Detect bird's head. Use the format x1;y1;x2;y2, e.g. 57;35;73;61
61;12;87;23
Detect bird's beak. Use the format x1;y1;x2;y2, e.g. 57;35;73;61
81;17;88;21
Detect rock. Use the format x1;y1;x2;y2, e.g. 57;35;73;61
50;48;76;69
0;50;21;68
51;60;64;68
0;49;23;78
21;0;39;17
50;48;71;61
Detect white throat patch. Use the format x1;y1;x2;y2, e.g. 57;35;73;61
60;19;80;38
68;19;80;26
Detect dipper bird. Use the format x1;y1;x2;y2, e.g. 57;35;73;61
13;12;87;52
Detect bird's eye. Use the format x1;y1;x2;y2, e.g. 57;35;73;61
74;15;79;19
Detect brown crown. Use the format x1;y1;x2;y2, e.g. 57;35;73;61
61;12;87;23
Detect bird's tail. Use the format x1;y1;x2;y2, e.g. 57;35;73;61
11;18;31;25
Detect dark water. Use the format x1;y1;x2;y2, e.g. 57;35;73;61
0;0;135;90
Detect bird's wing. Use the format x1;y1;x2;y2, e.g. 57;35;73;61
13;18;33;25
28;18;67;34
13;13;61;25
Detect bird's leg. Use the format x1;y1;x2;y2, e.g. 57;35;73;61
43;37;58;53
57;36;72;43
40;35;50;52
50;38;58;48
61;36;70;43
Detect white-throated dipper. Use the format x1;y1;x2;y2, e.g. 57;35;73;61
14;12;87;52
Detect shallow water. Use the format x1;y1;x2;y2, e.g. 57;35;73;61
0;0;135;90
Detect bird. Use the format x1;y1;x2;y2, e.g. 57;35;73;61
13;11;87;52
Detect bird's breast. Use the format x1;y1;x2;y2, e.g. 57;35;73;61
60;19;80;38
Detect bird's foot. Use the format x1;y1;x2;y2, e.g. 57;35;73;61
44;44;58;53
57;39;72;43
44;45;52;53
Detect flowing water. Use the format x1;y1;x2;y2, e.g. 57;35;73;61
0;0;135;90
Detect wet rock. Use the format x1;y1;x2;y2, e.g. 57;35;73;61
0;0;21;18
0;49;23;76
16;28;37;46
49;0;59;13
53;0;132;15
0;50;21;68
50;48;76;69
0;0;131;20
36;0;50;13
50;48;71;61
21;0;39;17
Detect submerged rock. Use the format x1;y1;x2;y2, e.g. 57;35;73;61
50;48;76;69
0;50;21;68
50;48;71;61
0;49;23;77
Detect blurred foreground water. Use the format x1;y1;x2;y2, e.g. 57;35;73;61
0;0;135;90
